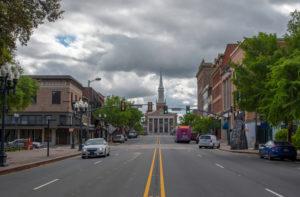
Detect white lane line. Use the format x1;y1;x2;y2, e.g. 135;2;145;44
265;188;284;197
33;179;59;191
94;160;102;165
197;154;202;158
215;163;225;169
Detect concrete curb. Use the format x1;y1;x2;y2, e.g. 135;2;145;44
219;148;259;155
0;153;81;176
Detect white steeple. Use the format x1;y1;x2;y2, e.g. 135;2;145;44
158;71;165;103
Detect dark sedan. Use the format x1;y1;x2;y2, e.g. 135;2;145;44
259;140;297;161
128;131;138;138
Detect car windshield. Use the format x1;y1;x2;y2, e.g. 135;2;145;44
85;139;105;145
200;136;211;139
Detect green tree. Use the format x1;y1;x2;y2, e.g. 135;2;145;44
232;32;280;112
292;127;300;149
93;96;143;132
274;129;288;141
232;10;300;142
180;114;220;134
0;0;64;66
0;76;39;113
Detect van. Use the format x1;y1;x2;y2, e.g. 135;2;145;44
175;126;192;143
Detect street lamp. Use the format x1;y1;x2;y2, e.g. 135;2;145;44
73;99;89;151
0;63;21;167
98;114;107;139
87;77;101;87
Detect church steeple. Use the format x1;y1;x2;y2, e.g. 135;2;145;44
158;71;165;104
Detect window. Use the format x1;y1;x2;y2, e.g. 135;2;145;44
71;92;73;102
59;115;67;125
52;91;61;104
75;95;77;101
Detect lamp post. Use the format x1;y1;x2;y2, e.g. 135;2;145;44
98;114;107;139
87;77;101;87
46;117;56;157
73;99;89;151
0;64;21;167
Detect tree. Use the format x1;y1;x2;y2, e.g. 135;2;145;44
232;10;300;142
0;0;64;66
180;114;220;134
93;96;143;132
0;75;39;113
232;32;280;112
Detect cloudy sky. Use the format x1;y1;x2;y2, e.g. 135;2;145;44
16;0;300;111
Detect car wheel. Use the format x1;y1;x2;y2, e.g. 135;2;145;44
82;156;86;159
259;154;264;159
199;146;202;149
107;151;110;156
291;156;296;162
103;150;107;157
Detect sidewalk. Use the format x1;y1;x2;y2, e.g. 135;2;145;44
0;146;80;175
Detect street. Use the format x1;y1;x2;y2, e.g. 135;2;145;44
0;135;300;197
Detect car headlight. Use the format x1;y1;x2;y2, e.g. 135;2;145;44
98;147;103;151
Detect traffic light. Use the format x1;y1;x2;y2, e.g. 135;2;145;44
163;105;168;114
186;105;191;114
120;99;126;111
147;102;153;112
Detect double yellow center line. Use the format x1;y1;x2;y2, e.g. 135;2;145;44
143;137;166;197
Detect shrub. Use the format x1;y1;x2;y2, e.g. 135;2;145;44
292;128;300;149
275;129;288;141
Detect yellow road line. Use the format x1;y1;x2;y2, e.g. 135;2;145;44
159;147;166;197
143;147;157;197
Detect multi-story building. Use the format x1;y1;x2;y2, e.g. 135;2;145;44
4;75;103;145
196;59;214;115
145;72;177;134
211;54;224;139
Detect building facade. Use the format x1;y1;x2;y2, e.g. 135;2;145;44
196;59;214;115
145;72;177;134
4;75;103;145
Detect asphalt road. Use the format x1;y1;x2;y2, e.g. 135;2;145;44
0;135;299;197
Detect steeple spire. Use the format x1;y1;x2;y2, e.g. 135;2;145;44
158;70;165;103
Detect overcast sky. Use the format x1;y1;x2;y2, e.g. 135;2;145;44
16;0;300;111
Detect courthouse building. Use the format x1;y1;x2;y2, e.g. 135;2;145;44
145;73;177;134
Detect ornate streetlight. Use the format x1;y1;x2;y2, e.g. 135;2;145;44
98;114;107;139
0;63;21;167
73;99;89;151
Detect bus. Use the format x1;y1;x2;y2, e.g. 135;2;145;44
175;126;192;143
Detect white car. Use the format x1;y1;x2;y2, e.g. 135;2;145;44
198;135;220;149
81;138;110;159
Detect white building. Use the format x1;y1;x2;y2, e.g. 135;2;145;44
145;72;177;134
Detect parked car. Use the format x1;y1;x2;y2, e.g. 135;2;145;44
32;141;43;148
259;141;297;161
175;126;192;143
8;138;34;149
112;134;125;143
198;135;220;149
81;138;110;159
128;131;138;138
8;139;27;148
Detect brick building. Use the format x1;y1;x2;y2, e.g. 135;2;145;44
4;75;104;145
196;59;214;115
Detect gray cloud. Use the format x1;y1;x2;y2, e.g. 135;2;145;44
16;0;297;106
